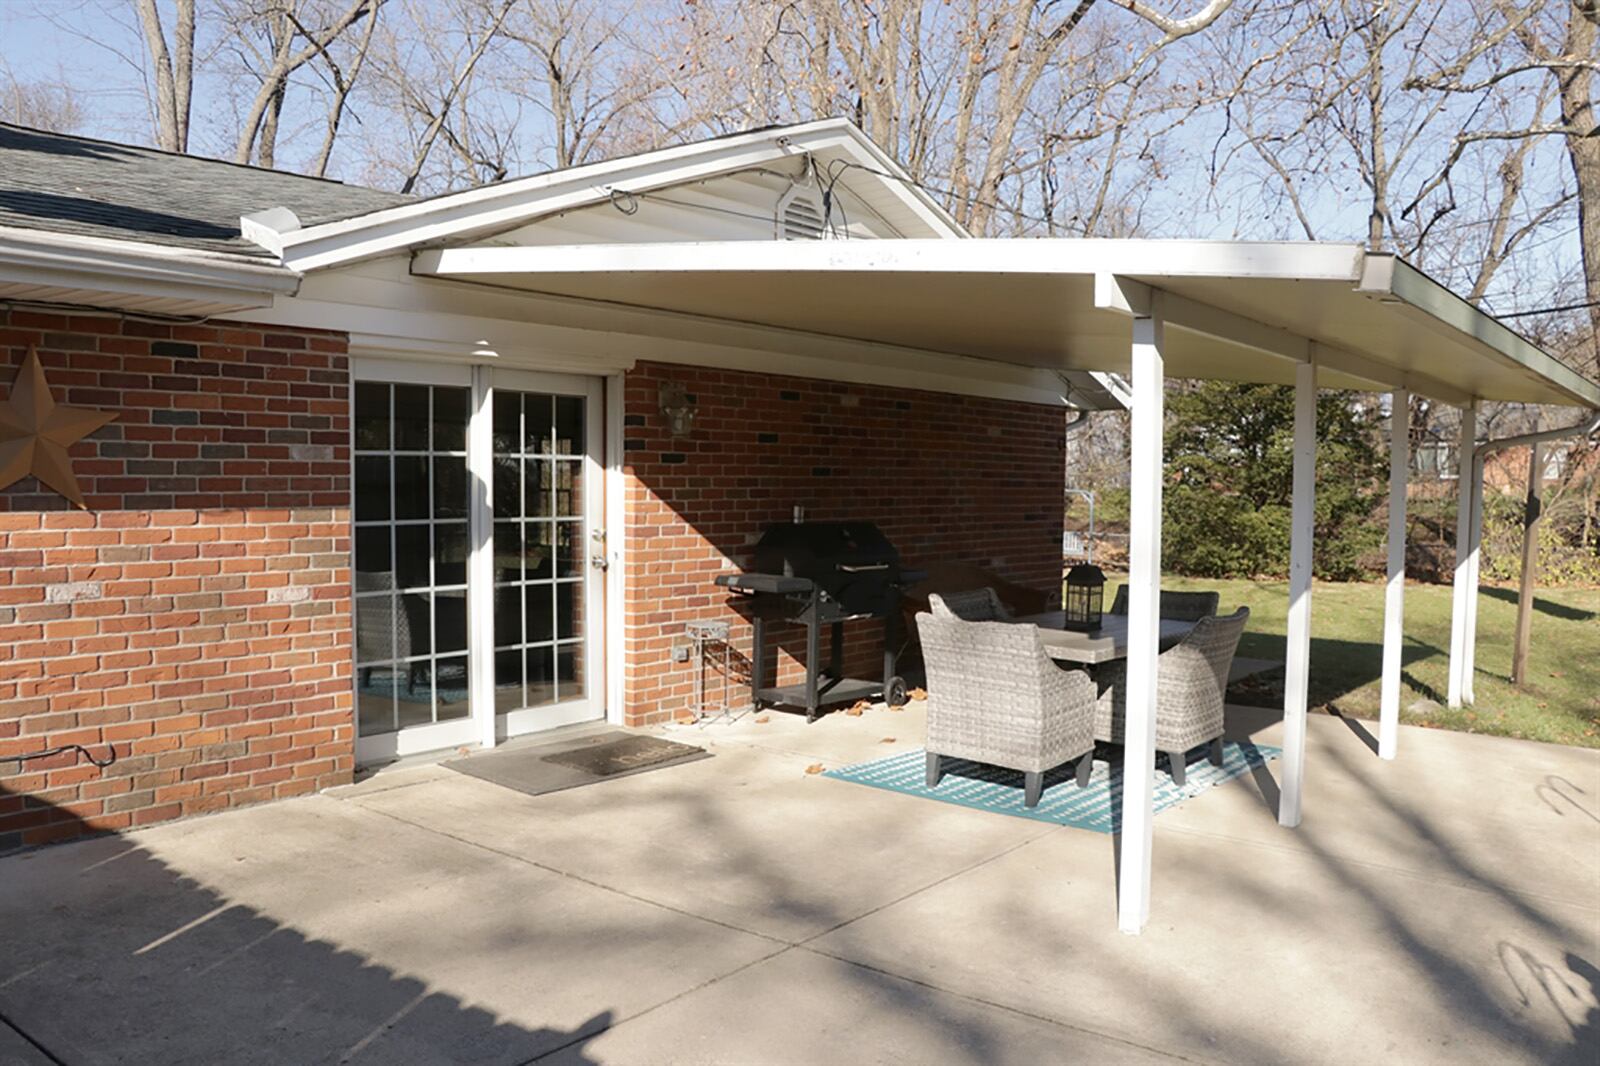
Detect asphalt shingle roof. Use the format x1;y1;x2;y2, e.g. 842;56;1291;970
0;123;411;257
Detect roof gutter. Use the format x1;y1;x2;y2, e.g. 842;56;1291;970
0;225;300;315
1358;252;1600;409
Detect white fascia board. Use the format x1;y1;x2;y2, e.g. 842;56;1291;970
264;119;938;272
416;238;1369;282
1373;257;1600;409
0;225;299;311
236;287;1080;408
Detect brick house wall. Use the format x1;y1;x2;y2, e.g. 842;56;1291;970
0;309;354;853
621;360;1066;725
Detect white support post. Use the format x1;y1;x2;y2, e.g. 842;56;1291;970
1447;401;1478;709
1379;390;1409;760
468;365;497;752
1279;358;1317;828
1117;311;1164;935
1462;453;1485;705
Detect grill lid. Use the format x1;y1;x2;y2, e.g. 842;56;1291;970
750;521;899;578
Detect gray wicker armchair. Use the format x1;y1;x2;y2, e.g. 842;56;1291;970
916;611;1096;807
928;588;1013;622
1093;607;1249;784
1108;585;1221;622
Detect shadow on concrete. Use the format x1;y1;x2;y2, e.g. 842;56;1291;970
1325;704;1381;755
0;785;605;1065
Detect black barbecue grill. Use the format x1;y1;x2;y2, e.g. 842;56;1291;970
716;521;918;721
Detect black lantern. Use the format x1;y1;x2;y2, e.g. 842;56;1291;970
1061;563;1106;632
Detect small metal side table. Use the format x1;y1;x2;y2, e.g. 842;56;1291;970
685;619;738;723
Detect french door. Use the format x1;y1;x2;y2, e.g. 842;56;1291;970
487;368;605;737
352;361;605;765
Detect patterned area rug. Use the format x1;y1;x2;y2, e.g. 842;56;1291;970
824;740;1280;833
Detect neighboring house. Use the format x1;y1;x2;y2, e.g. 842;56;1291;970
0;119;1113;849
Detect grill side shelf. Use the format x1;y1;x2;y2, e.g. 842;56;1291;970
714;573;814;595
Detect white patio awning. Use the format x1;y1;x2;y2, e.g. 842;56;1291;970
413;235;1598;936
413;238;1600;409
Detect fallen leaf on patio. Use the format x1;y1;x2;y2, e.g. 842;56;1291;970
675;713;697;725
804;763;824;775
880;737;895;743
754;714;770;724
908;687;927;701
845;699;869;716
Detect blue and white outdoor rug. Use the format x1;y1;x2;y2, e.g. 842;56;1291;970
824;740;1280;833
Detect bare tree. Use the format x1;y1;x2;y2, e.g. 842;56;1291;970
1407;1;1600;350
133;0;195;151
222;0;383;167
0;72;85;132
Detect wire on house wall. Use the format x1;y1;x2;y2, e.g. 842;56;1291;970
0;743;118;768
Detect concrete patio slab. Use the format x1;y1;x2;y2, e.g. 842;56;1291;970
810;806;1599;1064
1174;704;1600;909
0;798;779;1065
1;700;1596;1064
550;945;1174;1065
349;738;1055;943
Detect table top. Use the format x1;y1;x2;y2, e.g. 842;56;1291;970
1010;612;1196;664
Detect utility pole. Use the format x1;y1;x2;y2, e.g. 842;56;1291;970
1511;442;1543;687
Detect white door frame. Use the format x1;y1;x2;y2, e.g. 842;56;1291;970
350;355;610;765
485;366;607;743
350;357;478;765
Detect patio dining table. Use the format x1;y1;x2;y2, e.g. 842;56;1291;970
1009;612;1196;665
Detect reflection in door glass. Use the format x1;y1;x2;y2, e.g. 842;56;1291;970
492;389;587;714
352;381;471;737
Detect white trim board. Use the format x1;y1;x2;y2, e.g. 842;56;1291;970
248;120;964;271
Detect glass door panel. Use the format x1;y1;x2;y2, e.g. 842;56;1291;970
353;377;476;761
491;376;602;735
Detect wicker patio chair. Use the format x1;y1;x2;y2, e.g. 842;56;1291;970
928;588;1013;622
1093;607;1249;785
1108;585;1221;622
916;611;1096;807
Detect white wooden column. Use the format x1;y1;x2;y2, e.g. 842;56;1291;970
1462;452;1485;705
468;364;497;751
1447;401;1477;709
1378;389;1409;760
1117;311;1164;935
1279;358;1317;828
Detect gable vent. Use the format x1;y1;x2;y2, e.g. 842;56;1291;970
776;182;828;240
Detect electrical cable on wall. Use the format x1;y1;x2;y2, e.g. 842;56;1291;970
1;743;117;769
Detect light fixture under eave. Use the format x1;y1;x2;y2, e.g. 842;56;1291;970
659;382;696;438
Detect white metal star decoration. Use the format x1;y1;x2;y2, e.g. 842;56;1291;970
0;347;118;509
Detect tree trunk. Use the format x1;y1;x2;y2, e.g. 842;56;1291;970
134;0;194;152
1511;443;1542;687
1559;1;1600;356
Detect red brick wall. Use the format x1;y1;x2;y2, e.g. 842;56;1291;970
0;309;353;853
622;361;1066;725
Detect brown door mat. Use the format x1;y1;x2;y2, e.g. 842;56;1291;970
445;731;710;798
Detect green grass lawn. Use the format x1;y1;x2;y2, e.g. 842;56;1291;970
1102;574;1600;749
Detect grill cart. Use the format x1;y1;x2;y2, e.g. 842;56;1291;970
716;520;916;722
